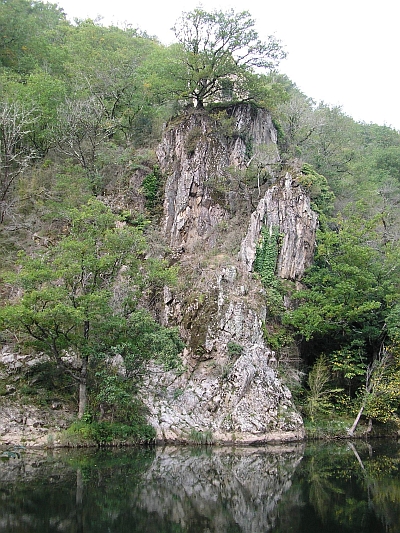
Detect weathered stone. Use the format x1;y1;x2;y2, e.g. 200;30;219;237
239;172;318;280
143;103;314;444
158;106;279;249
0;400;74;447
0;104;317;446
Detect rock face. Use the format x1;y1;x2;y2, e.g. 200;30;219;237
0;399;73;447
158;105;279;249
142;104;319;443
239;171;318;279
0;348;74;446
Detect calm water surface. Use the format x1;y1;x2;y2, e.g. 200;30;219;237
1;439;400;532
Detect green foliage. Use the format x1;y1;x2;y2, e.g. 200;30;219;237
141;165;162;212
0;71;66;159
297;164;335;217
39;162;93;215
386;304;400;339
374;146;400;180
63;19;164;144
362;348;400;423
0;198;184;418
94;309;184;380
227;341;243;358
243;72;293;111
23;359;75;396
254;225;280;286
0;0;67;74
284;214;397;353
64;417;156;446
285;210;400;423
0;97;38;223
303;355;341;422
303;417;357;440
330;346;367;380
274;92;317;162
254;225;284;316
262;323;293;352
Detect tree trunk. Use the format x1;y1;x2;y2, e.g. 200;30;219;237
365;417;373;434
76;468;84;533
78;355;88;419
78;320;90;419
348;403;365;437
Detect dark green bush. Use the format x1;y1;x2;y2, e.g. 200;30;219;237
64;418;156;446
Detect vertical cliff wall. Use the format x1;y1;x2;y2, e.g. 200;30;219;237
158;105;278;249
239;172;318;279
142;104;318;444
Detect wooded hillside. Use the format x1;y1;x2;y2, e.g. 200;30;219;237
1;1;400;443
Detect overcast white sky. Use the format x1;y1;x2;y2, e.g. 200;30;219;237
53;0;400;131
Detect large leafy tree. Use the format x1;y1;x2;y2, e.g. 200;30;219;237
0;199;182;418
284;213;400;392
171;8;286;107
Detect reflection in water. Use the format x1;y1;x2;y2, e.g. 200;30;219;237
0;444;303;533
276;440;400;533
0;440;399;533
135;445;303;533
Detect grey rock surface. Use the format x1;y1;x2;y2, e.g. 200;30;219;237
141;104;317;443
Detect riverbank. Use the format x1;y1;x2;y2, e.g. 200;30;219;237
1;397;399;448
0;399;74;448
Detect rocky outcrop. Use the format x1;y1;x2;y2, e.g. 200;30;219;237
0;348;74;447
144;262;304;443
158;105;279;249
141;104;318;443
0;399;73;447
0;105;317;446
239;171;318;279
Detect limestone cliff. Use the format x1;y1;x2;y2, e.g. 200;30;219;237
158;105;279;249
141;104;318;443
0;349;74;446
239;172;317;280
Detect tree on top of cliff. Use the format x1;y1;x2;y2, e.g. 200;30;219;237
171;8;286;108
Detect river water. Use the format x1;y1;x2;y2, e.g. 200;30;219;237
1;439;399;532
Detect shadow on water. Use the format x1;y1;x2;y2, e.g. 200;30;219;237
0;440;399;533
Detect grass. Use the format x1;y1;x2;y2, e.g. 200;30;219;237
60;420;156;447
304;417;354;440
187;428;214;445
